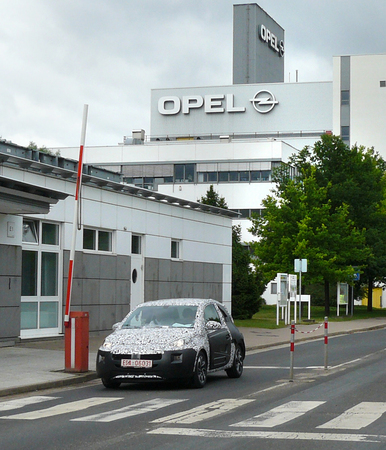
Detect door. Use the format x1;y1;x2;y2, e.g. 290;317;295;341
204;304;232;369
130;234;144;311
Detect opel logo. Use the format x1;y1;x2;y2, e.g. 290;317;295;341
250;90;279;114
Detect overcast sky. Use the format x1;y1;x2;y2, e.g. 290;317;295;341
1;0;386;148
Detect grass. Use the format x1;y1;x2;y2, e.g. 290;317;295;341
234;304;386;329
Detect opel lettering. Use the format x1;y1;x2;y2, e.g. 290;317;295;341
158;94;246;115
259;24;284;57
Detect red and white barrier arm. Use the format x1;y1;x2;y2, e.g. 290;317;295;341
64;104;88;327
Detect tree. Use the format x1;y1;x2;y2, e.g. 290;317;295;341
198;185;263;318
249;167;370;315
290;135;386;311
198;185;228;208
232;225;263;319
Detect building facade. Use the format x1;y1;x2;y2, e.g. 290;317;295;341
0;142;234;343
54;3;386;305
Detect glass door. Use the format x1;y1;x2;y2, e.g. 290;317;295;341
21;220;62;338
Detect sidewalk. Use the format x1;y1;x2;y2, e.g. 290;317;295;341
1;317;386;397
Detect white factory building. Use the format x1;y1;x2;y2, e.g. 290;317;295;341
54;3;386;304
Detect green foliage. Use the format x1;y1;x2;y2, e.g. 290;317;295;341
231;225;263;319
198;185;228;208
198;185;263;319
250;134;386;314
28;141;60;156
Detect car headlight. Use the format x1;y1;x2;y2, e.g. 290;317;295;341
172;338;185;349
100;340;113;351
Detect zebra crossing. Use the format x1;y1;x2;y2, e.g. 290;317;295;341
1;395;386;443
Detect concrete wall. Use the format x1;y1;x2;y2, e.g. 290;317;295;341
233;3;285;84
144;258;223;303
63;250;131;333
62;252;224;333
0;244;22;343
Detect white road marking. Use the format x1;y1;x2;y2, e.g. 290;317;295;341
0;397;121;420
72;398;187;422
0;396;59;412
232;401;325;428
244;366;324;370
148;427;385;443
318;402;386;430
152;399;254;424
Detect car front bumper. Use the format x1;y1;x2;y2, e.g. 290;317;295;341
96;348;197;383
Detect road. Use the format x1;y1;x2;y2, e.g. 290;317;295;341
1;328;386;449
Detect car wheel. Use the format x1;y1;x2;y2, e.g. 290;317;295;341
226;345;244;378
102;377;121;389
191;351;207;388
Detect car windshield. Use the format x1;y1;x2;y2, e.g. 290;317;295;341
121;305;198;329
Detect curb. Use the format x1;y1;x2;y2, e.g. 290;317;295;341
0;372;98;398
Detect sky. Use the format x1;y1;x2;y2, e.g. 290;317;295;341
1;0;386;148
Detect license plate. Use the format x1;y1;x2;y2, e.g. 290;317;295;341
121;359;152;368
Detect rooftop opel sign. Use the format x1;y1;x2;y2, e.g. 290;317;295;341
259;24;284;57
158;91;279;116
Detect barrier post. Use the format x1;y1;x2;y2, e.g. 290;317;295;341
64;311;89;372
324;316;328;370
289;320;295;381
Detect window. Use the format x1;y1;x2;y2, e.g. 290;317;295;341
22;250;38;296
271;283;277;295
229;171;239;181
171;240;180;259
380;81;386;87
23;220;39;243
132;234;142;254
341;126;350;142
98;231;111;252
231;208;264;219
83;229;96;250
83;228;112;252
251;171;261;181
219;172;229;182
240;171;249;182
41;252;58;296
341;90;350;105
204;304;221;324
42;222;59;245
261;170;270;181
174;164;195;183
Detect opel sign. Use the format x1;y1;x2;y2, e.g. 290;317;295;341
158;92;278;116
250;90;279;114
259;24;284;57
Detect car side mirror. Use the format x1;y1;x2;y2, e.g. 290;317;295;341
206;320;222;330
112;322;121;331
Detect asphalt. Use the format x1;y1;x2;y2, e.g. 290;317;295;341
1;317;386;397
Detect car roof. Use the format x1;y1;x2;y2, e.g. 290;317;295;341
136;298;221;308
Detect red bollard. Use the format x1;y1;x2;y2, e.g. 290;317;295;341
289;321;295;381
65;311;89;372
324;316;328;370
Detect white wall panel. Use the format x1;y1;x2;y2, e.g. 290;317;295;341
0;215;22;245
115;230;131;255
82;199;102;228
100;203;118;230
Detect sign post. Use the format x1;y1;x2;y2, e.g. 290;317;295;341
276;273;288;326
294;259;307;322
288;274;297;324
